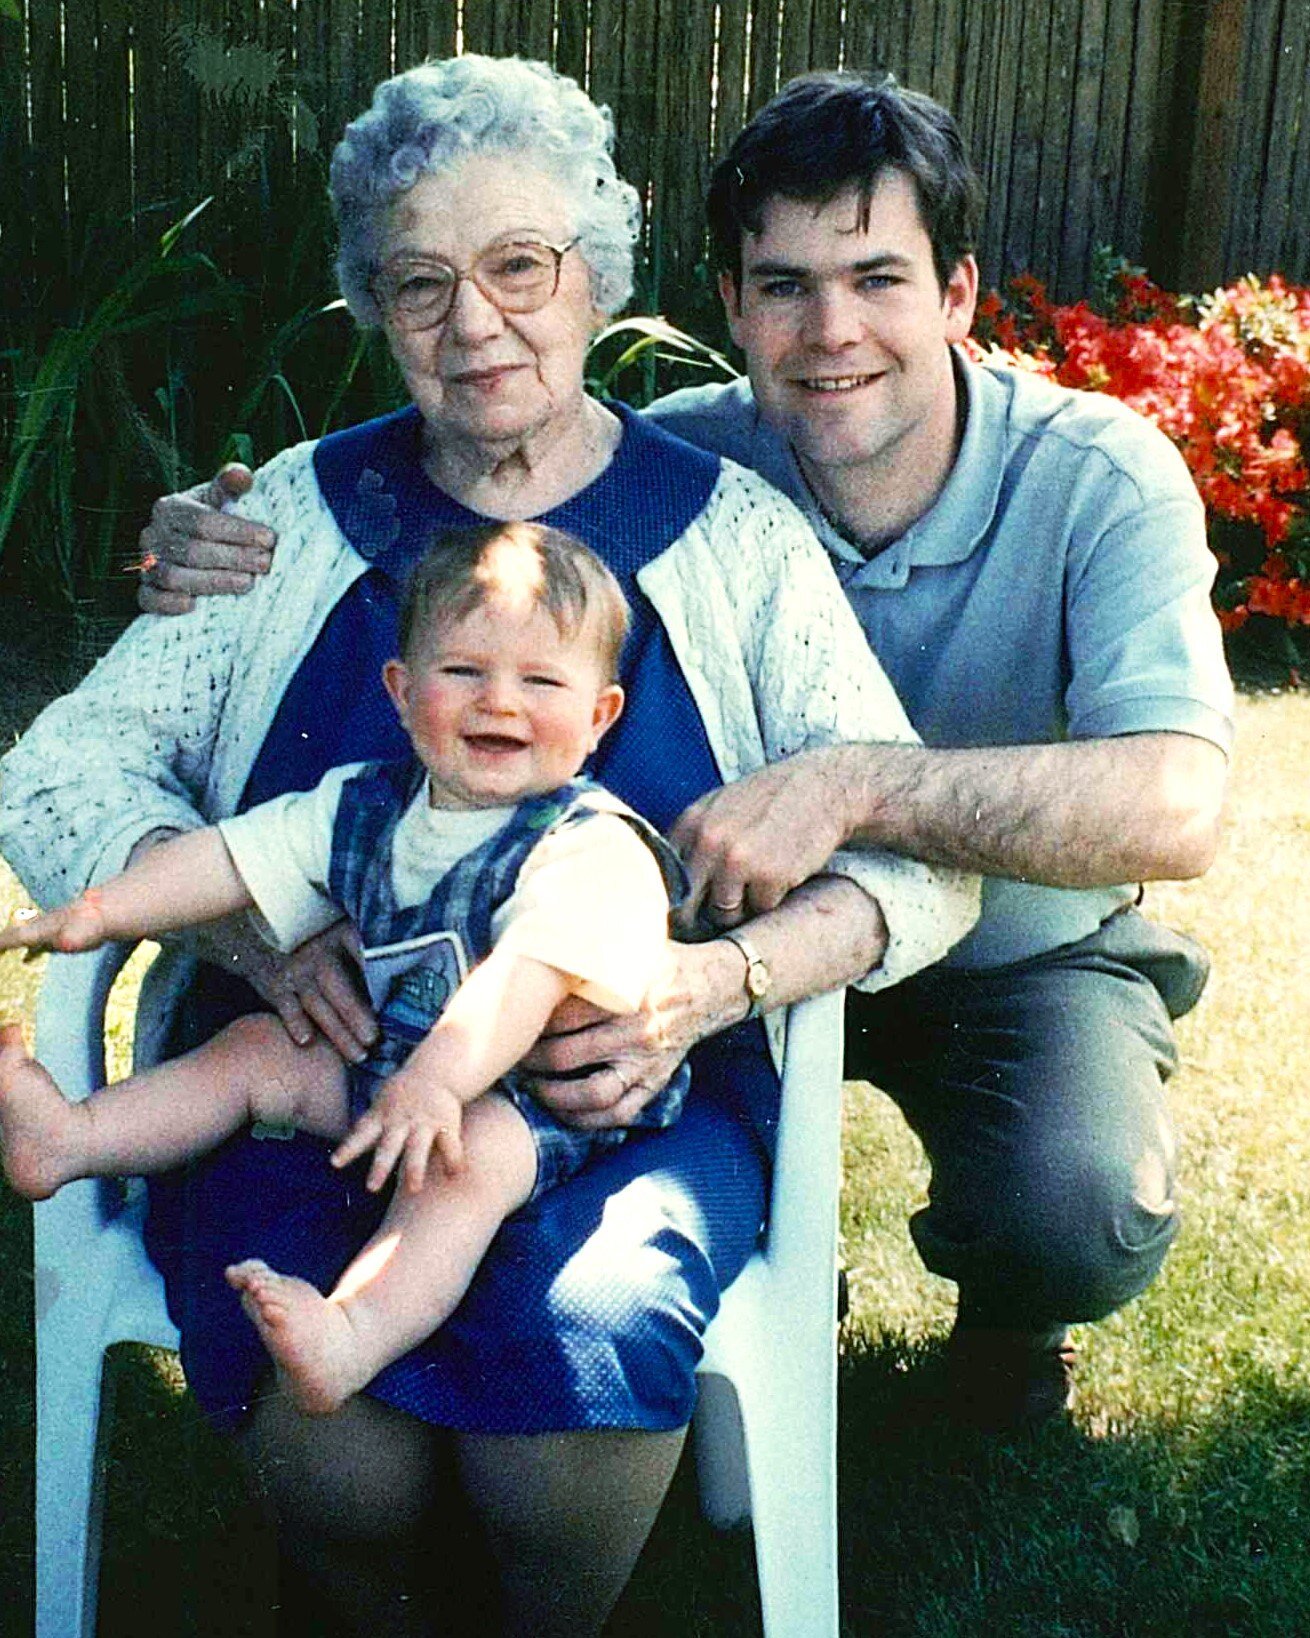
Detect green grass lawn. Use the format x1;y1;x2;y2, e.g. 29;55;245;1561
1;691;1307;1636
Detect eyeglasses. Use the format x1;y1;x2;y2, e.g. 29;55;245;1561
371;237;579;330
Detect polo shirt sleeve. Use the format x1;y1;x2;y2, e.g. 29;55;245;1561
217;763;360;950
1062;433;1234;754
490;815;671;1015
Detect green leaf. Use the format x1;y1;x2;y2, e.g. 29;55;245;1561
0;0;21;23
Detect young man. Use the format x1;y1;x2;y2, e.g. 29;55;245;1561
135;73;1232;1426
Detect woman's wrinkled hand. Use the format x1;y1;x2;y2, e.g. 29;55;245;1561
518;944;741;1130
136;464;277;615
189;915;378;1064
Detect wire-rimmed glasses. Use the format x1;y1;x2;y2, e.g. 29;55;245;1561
372;237;579;330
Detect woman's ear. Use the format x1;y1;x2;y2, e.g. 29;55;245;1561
589;683;625;749
382;658;411;723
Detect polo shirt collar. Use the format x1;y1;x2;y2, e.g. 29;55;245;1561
763;349;1009;588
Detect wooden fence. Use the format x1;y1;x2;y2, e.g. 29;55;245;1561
1;0;1307;329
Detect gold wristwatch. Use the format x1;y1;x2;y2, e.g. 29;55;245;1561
722;928;772;1019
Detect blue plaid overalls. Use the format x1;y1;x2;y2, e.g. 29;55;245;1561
327;757;691;1197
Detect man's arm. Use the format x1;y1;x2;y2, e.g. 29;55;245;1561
672;731;1226;913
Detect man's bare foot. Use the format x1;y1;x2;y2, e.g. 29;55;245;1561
225;1258;379;1416
0;1024;85;1199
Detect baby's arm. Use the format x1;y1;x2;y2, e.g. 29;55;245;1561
332;947;572;1195
0;828;252;956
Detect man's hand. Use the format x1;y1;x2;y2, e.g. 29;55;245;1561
520;944;749;1129
0;890;109;958
331;1076;465;1194
137;464;276;615
670;748;855;931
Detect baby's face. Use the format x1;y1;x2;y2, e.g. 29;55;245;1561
383;595;623;809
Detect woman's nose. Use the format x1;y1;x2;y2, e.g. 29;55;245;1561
445;274;507;342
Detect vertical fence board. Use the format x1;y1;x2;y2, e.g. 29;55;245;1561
842;0;877;74
1058;0;1108;298
0;5;33;299
1031;0;1076;292
1283;7;1310;273
747;0;783;110
1117;0;1163;256
811;0;842;68
1253;0;1308;269
1000;0;1044;280
714;0;750;152
779;0;816;81
555;0;589;83
395;0;458;67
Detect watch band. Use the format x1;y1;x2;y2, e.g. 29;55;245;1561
722;927;772;1019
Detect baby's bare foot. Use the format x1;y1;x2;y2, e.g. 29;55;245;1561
0;1024;84;1199
225;1258;377;1416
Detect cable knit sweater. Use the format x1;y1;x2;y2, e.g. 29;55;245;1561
0;438;978;1067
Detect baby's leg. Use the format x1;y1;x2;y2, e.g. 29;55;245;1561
227;1090;538;1416
0;1014;347;1201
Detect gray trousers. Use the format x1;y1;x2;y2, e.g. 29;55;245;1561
844;909;1209;1330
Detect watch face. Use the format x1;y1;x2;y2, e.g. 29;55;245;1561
746;959;770;998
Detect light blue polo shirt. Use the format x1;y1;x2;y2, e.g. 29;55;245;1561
645;351;1234;968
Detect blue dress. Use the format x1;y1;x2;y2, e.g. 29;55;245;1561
144;404;781;1433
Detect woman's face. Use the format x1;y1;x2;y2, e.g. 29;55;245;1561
377;156;602;450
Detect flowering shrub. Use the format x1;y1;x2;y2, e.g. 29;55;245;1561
968;260;1310;679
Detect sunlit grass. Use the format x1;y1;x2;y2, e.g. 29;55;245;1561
0;691;1307;1635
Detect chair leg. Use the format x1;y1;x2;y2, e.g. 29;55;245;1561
732;1375;839;1638
36;1335;109;1638
693;1372;752;1529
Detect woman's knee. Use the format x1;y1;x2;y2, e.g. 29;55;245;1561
239;1388;447;1539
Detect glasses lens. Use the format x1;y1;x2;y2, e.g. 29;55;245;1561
383;264;458;326
476;241;560;311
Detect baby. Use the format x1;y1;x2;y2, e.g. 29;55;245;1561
0;521;688;1416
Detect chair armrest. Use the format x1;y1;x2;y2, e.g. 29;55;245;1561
760;989;845;1287
34;945;138;1103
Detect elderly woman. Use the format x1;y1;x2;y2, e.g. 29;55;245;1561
1;56;975;1635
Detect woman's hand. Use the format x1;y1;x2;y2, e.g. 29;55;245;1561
188;916;378;1063
332;1074;465;1194
519;944;750;1129
137;464;276;615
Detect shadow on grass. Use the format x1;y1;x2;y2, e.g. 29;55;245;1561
836;1330;1310;1638
5;1247;1308;1638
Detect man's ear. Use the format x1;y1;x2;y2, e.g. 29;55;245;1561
382;658;411;722
943;254;979;344
589;683;625;750
718;269;746;347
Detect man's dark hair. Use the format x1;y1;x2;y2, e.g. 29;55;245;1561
707;71;982;292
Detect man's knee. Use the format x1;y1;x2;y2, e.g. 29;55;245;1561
915;1137;1181;1325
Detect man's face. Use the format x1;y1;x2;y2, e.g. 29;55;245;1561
721;170;977;493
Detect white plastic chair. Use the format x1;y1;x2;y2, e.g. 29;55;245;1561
694;987;845;1638
31;944;844;1638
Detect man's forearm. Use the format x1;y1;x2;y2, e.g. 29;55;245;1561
831;731;1226;888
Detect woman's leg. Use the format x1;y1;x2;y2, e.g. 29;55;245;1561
226;1091;538;1415
0;1012;345;1199
456;1425;688;1638
238;1387;483;1638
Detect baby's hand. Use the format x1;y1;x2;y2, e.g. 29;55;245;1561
331;1074;465;1194
0;890;108;959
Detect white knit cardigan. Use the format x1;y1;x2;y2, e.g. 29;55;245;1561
0;441;978;1068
